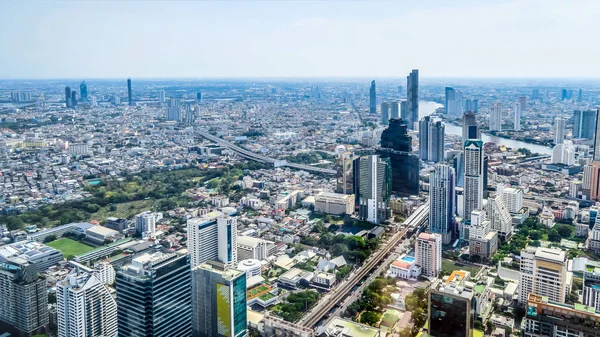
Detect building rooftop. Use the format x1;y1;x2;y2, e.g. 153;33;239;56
534;247;566;263
195;261;244;280
417;232;441;242
86;225;118;236
326;317;380;337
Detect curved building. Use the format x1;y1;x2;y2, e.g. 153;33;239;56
237;259;262;278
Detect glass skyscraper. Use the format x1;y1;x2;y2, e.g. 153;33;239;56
378;118;420;196
80;81;88;101
369;80;376;114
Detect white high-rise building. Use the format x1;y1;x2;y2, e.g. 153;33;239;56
429;164;455;244
514;102;521;131
555;117;565;144
415;232;442;278
56;271;118;337
187;211;238;268
488;191;514;240
135;211;161;237
463;140;484;223
501;186;524;213
584;164;593;191
489;103;502;131
90;96;98;107
552;141;575;166
159;90;166;103
518;246;568;304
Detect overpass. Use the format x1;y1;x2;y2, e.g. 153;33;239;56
299;202;430;328
196;130;336;175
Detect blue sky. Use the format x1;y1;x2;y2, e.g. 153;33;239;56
1;0;598;79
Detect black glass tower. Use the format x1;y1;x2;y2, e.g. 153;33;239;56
369;80;376;114
71;91;77;107
127;78;133;106
80;81;88;101
65;86;71;108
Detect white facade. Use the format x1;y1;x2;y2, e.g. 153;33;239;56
514;102;521;131
518;246;568;304
489;103;502;131
415;232;442;278
502;187;523;213
429;164;455;244
488;193;514;239
158;90;165;103
389;258;422;280
135;211;159;236
552;141;575;165
57;271;118;337
555;117;565;144
187;212;237;268
93;260;116;285
237;259;262;279
237;235;274;261
464;141;484;221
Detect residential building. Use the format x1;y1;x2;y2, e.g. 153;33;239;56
488;193;513;241
390;100;399;119
135;211;161;237
464;140;484;222
429;164;455;244
583;264;600;311
514;102;521;131
406;69;419;129
419;116;431;160
357;155;391;224
428;121;445;163
415;232;442;278
554;117;565;144
573;109;597;140
335;152;357;195
462;111;479;143
445;87;455;115
127;78;133;106
489;103;502;131
381;101;389;125
502;186;523;213
369;80;376;114
518;246;568;304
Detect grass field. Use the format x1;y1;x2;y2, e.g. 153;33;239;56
90;199;155;223
47;238;95;259
442;259;481;276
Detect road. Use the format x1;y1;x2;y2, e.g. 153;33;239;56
196;130;336;175
298;203;429;328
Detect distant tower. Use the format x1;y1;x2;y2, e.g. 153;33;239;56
400;100;409;120
358;155;391;224
489;103;502;131
381;101;389;125
127;78;133;106
518;96;527;111
428;121;445;163
71;91;77;107
462;111;479;143
196;92;202;101
390;100;399;119
369;80;376;114
429;164;455;244
554;117;565;145
419;116;432;160
445;87;455;114
514;102;521;131
578;88;583;102
473;99;479;113
159;90;166;103
79;81;88;101
463;140;484;224
561;89;568;101
407;69;419;129
573;110;598;140
65;86;71;108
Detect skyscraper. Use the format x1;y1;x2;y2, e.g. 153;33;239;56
369;80;376;114
463;140;484;224
590;110;600;201
117;252;192;337
462;111;479;143
532;89;540;99
400;100;408;120
65;86;71;108
578;88;583;102
390;100;399;119
406;69;419;129
166;98;181;121
488;191;513;241
518;246;568;304
561;88;568;101
489;103;502;131
159;90;166;103
473;99;479;113
57;271;118;337
554;117;565;144
187;212;238;268
127;78;133;106
513;102;521;131
444;87;455;114
191;262;247;337
80;81;88;101
428;121;445;163
415;232;442;277
357;155;391;224
594;110;600;162
419;116;431;160
573;110;598;140
381;101;389;125
0;258;48;336
335;152;357;194
378;119;420;196
71;90;77;107
429;165;455;243
196;92;202;101
518;96;527;111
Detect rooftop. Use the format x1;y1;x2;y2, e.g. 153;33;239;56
534;247;566;263
327;317;380;337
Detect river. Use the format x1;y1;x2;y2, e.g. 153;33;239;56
419;101;552;155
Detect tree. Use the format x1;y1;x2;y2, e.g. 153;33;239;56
548;229;561;242
529;231;541;240
359;311;381;326
474;320;483;330
43;235;57;243
530;240;541;247
556;225;573;238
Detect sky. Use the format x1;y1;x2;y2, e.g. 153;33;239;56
1;0;599;79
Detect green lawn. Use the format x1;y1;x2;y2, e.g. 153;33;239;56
442;259;481;276
90;199;155;223
47;238;95;259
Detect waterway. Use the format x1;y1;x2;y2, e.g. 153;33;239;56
419;101;552;155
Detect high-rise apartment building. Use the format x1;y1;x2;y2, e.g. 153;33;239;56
429;164;455;244
0;259;48;336
191;262;247;337
80;81;88;101
390;100;399;119
166;98;181;121
187;212;238;268
406;69;419;129
369;80;376;114
415;232;442;277
135;210;160;237
159;90;166;103
488;191;513;241
419;116;431;160
582;264;600;311
335;152;357;195
57;271;118;337
513;102;521;131
127;78;133;106
428;121;445;163
518;246;568;304
501;186;523;213
65;86;71;108
357;155;391;224
462;111;479;143
377;119;420;196
381;101;389;125
573;110;597;140
463;140;484;222
489;103;502;131
518;96;527;111
116;252;192;337
554;117;565;144
400;100;408;120
445;87;455;114
71;90;77;107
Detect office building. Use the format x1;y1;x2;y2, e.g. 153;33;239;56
418;116;431;160
378;118;420;196
501;186;523;213
79;81;87;101
429;277;474;337
594;110;600;161
518;246;568;304
519;96;527;111
445;87;455;114
159;90;166;103
415;232;442;277
465;210;498;260
381;101;389;125
428;121;445;163
400;100;408;120
71;90;77;107
116;252;192;337
127;78;133;106
335;152;356;195
0;241;62;273
454;152;465;188
561;88;568;100
447;90;464;115
187;211;238;268
0;258;48;336
489;103;502;131
472;99;479;113
57;270;118;337
406;69;419;129
314;192;355;215
191;262;247;337
514;102;521;131
369;80;376;114
65;86;71;108
390;100;399;119
573;110;597;140
357;155;391;224
531;89;540;99
237;236;274;261
197;92;202;101
578;88;583;101
554;117;565;144
464;140;484;222
429;164;455;244
462;111;479;143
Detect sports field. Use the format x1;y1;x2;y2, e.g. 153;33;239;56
47;238;95;258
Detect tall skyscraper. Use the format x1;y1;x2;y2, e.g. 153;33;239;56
462;112;479;143
573;110;598;140
127;78;133;106
453;152;465;188
594;110;600;162
0;258;48;336
400;100;408;120
518;246;568;304
65;86;71;108
378;119;420;196
419;116;431;160
532;89;540;99
513;102;521;131
554;117;565;144
429;165;455;243
406;69;419;129
71;90;77;107
80;81;88;101
415;232;442;277
381;101;389;125
159;90;166;103
590;110;600;201
390;100;399;119
463;140;484;224
196;92;202;101
473;99;479;113
518;96;527;111
561;88;568;101
464;99;472;113
369;80;376;114
57;271;118;337
489;103;502;131
191;262;247;337
578;88;583;102
428;121;445;163
336;153;357;195
445;87;455;114
117;252;192;337
357;155;391;224
187;212;238;268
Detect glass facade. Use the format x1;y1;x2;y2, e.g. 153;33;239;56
232;275;247;337
429;292;472;337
